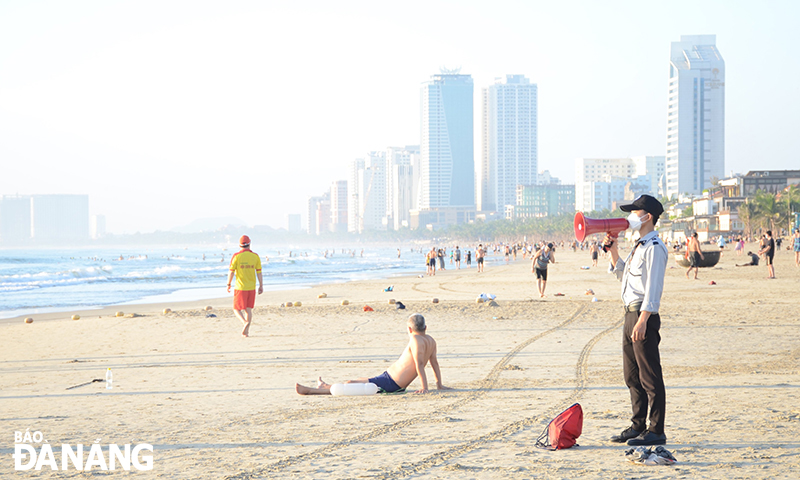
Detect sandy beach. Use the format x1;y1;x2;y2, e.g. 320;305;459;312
2;243;799;478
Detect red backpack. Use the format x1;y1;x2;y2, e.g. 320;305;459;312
535;403;583;450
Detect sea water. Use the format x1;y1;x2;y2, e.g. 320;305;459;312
0;244;453;319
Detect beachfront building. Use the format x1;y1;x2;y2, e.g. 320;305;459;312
385;145;420;230
741;170;800;196
329;180;348;233
506;184;575;220
30;194;90;243
306;193;330;235
90;214;107;239
479;74;538;214
417;70;474;227
348;152;387;233
575;157;664;212
665;35;725;199
0;194;32;244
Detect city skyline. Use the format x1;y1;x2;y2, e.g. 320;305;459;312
1;1;798;233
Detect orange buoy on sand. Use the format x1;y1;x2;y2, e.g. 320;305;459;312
363;305;374;312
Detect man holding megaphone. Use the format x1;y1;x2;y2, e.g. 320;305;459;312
602;194;670;447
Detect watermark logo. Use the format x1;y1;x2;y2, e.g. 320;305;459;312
13;429;153;471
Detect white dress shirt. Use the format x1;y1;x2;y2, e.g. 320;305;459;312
610;231;669;313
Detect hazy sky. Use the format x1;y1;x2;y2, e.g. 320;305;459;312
1;1;798;233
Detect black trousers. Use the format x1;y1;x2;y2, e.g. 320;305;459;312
623;311;666;434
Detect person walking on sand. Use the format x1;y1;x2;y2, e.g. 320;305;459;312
531;243;556;298
793;229;800;267
476;244;486;273
590;241;600;267
605;195;669;447
296;314;452;395
454;246;461;269
759;230;776;279
226;235;263;337
685;233;704;280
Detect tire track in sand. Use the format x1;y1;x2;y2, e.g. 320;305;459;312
224;304;588;480
376;316;623;479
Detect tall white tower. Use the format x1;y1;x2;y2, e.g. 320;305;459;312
666;35;725;198
479;74;538;213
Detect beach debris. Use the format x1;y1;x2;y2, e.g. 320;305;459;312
204;306;213;311
395;301;406;310
486;300;499;307
476;293;496;303
285;302;294;307
363;305;374;312
625;446;677;466
280;303;285;307
554;293;565;297
66;378;104;390
294;301;302;307
388;299;396;304
71;314;81;320
205;313;217;318
318;293;327;298
708;280;717;285
432;298;439;304
384;285;394;292
341;300;350;306
24;317;34;324
125;313;144;318
584;289;594;295
115;311;125;317
163;308;172;314
581;266;591;270
418;274;424;278
592;297;600;302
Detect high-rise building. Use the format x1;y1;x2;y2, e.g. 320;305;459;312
420;70;474;209
329;180;348;233
287;214;302;233
385;145;420;230
479;74;538;213
30;194;89;243
306;194;325;234
0;195;32;244
506;184;575;220
632;155;667;198
666;35;725;198
348;153;387;233
90;214;106;239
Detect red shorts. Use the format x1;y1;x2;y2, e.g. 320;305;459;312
233;290;256;310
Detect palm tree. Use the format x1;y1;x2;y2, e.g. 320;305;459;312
752;190;781;234
779;184;800;234
737;201;758;239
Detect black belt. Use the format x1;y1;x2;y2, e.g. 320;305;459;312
623;302;642;313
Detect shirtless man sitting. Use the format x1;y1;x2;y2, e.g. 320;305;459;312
295;314;451;395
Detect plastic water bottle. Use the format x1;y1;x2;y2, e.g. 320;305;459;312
106;368;113;390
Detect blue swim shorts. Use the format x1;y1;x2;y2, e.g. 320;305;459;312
368;371;403;393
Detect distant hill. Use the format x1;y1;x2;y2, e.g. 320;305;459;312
172;217;248;233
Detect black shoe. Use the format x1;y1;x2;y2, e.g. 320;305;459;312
609;427;642;443
626;431;667;446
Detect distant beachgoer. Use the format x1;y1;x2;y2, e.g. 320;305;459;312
734;237;743;255
397;248;401;259
685;233;704;280
295;314;451;395
717;235;726;255
437;248;445;270
759;230;776;279
476;244;486;273
736;251;760;267
466;250;472;268
226;235;263;337
531;243;556;298
454;246;461;269
590;242;600;267
504;245;510;263
793;230;800;267
427;248;437;276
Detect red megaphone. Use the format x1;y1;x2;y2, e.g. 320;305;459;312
574;212;630;245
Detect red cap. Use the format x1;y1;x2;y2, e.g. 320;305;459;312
239;235;251;246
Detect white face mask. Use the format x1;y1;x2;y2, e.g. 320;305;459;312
627;212;649;232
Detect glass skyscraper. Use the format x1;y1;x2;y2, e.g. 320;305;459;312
420;71;474;209
666;35;725;198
